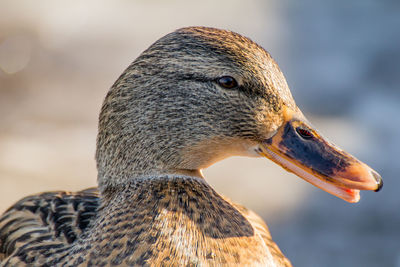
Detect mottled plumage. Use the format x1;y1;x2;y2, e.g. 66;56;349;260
0;178;291;266
0;189;99;265
0;26;382;266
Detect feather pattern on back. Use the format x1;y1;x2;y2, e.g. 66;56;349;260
0;178;291;266
0;189;99;265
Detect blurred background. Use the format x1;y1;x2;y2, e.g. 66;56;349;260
0;0;399;266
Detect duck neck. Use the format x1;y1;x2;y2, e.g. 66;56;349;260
98;175;255;239
95;112;201;192
96;156;204;194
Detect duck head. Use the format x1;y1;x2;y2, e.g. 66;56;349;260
96;27;382;202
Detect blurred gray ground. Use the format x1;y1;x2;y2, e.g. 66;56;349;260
0;1;399;266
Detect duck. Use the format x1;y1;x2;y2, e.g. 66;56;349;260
0;26;383;266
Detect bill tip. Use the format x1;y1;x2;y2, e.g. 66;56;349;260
371;170;383;192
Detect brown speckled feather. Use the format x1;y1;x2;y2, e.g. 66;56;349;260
1;178;291;266
0;189;99;265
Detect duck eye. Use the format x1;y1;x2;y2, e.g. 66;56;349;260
217;76;238;89
296;127;313;139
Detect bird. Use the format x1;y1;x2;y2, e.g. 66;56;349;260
0;26;383;266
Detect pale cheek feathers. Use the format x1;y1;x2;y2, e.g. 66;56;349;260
254;108;283;140
178;138;261;170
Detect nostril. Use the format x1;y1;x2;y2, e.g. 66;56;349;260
296;127;313;140
371;170;383;192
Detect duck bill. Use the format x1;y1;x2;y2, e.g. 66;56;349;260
257;110;383;203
